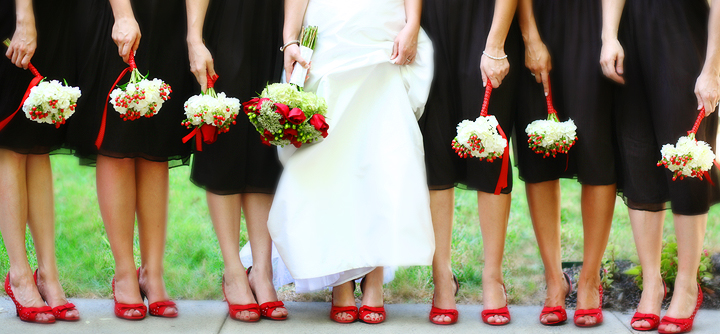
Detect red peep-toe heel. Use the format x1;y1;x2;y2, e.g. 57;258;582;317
539;272;573;326
112;277;147;320
429;274;460;325
573;285;603;327
330;280;358;323
481;283;511;326
358;276;386;324
33;269;79;321
222;275;261;322
137;269;178;318
5;273;55;324
657;283;703;334
631;280;667;331
246;267;287;320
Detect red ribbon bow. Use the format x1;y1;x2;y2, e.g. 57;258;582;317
0;63;44;131
181;73;221;151
95;52;138;149
480;83;509;195
688;108;719;185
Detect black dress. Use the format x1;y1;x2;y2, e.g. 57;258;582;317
513;0;617;185
616;0;719;215
188;0;283;195
65;0;194;167
0;0;77;154
420;0;521;194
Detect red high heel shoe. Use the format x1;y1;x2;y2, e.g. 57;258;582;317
33;269;79;321
222;275;261;322
429;274;460;325
631;280;667;331
137;269;178;318
539;272;573;326
246;267;287;320
573;285;603;327
5;273;55;324
112;277;147;320
657;283;703;334
358;277;386;324
481;283;511;326
330;280;358;323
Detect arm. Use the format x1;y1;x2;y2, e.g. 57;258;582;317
390;0;421;65
109;0;141;64
480;0;518;88
599;0;626;84
695;0;720;115
6;0;36;69
518;0;552;95
186;0;216;91
282;0;310;83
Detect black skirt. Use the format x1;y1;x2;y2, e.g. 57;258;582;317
513;0;617;186
65;0;194;167
188;0;284;195
420;0;521;194
0;0;78;155
616;0;720;215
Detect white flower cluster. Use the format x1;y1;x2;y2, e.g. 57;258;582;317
454;116;507;159
660;135;716;180
110;78;171;121
525;118;577;148
22;80;81;127
183;92;240;132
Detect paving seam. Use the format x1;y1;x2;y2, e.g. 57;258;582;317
216;313;230;334
609;310;633;333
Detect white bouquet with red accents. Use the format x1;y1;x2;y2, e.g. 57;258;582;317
658;110;717;181
452;116;506;161
23;80;81;128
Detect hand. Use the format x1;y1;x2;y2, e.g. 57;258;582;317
188;40;216;92
524;39;552;95
6;19;37;69
112;16;141;64
480;49;510;88
600;38;625;84
283;43;309;83
391;24;419;65
695;69;720;116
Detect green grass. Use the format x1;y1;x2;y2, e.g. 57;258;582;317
1;154;719;305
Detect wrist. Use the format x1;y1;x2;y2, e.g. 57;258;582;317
484;43;505;57
187;33;204;46
701;63;720;77
601;30;619;44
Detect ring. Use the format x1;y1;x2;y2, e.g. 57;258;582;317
406;57;412;61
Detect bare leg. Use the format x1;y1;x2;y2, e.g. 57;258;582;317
430;188;457;323
360;267;385;322
0;150;53;322
96;155;142;318
575;184;615;326
331;280;356;322
25;154;79;319
206;192;258;321
659;213;707;333
526;180;569;324
244;193;288;318
477;191;511;325
628;208;665;329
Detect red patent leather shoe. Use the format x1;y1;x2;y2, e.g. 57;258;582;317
658;283;703;334
33;269;79;321
540;272;573;326
429;274;459;325
573;285;603;327
5;272;55;324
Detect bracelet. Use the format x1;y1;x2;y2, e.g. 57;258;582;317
482;51;508;60
280;40;300;52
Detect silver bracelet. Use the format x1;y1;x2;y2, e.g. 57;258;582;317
280;40;300;52
482;51;508;60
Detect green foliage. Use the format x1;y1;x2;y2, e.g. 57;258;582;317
601;244;620;289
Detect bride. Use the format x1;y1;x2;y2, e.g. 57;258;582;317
270;0;435;324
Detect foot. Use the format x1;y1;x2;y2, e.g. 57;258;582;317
137;267;177;317
35;268;79;320
359;278;384;323
482;277;508;325
431;270;458;324
658;282;699;333
223;270;260;322
574;273;601;326
114;271;145;318
332;281;357;322
247;267;288;318
540;273;570;325
8;270;55;323
632;276;664;330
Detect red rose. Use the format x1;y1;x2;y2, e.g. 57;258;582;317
263;129;275;142
287;108;307;125
284;128;299;137
309;114;329;137
242;98;263;115
275;103;290;119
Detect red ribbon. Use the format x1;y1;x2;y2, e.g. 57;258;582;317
206;73;218;90
689;108;705;136
182;124;218;152
95;53;138;149
544;79;570;171
0;64;44;131
480;83;509;195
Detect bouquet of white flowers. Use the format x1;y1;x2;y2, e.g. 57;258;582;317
109;53;171;121
525;87;577;158
23;80;81;128
658;110;717;181
182;75;240;151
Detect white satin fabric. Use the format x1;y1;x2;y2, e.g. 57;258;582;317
267;0;436;293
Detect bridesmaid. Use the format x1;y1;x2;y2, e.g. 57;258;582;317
514;0;616;327
65;0;194;319
601;0;720;332
185;0;288;322
0;0;80;323
420;0;519;325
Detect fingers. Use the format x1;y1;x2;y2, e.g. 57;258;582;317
541;71;550;96
489;76;502;89
20;52;33;69
481;68;488;87
702;95;715;116
396;46;407;66
132;33;141;52
391;40;399;62
206;60;217;81
284;62;294;83
615;52;625;77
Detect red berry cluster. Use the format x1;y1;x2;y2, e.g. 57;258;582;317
657;154;705;181
527;134;577;158
451;136;502;162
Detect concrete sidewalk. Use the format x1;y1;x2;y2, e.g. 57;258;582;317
0;299;717;333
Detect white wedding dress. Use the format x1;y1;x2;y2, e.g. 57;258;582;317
267;0;435;293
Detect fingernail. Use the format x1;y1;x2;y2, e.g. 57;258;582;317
544;92;549;97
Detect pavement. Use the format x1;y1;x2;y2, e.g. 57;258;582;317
0;299;718;333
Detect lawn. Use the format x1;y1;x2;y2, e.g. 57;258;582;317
1;154;719;305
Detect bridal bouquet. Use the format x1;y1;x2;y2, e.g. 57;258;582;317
109;53;171;121
658;110;716;181
243;83;328;147
182;74;240;151
288;26;318;88
525;82;577;158
23;80;82;128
